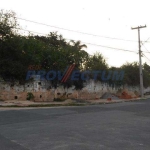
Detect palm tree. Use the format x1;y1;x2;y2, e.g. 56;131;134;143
70;40;87;50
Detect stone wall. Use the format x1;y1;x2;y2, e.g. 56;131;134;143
0;80;148;101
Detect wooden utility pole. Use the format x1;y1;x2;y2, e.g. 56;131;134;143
131;25;146;97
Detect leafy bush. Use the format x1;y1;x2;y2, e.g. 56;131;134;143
26;92;34;100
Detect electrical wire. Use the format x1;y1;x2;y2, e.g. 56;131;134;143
14;27;138;54
143;53;150;62
141;42;150;53
16;17;139;43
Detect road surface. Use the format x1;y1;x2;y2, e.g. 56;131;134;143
0;100;150;150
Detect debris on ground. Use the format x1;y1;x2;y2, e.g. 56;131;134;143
101;92;120;100
116;89;139;99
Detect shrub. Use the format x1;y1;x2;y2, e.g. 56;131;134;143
26;92;34;100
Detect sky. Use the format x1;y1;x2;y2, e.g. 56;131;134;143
1;0;150;67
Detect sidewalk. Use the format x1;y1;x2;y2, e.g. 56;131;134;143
0;96;149;108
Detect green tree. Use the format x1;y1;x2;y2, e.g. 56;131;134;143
143;63;150;87
121;62;139;86
0;10;18;40
84;52;108;70
70;40;87;50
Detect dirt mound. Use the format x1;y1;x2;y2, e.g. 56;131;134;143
101;92;120;100
116;89;139;99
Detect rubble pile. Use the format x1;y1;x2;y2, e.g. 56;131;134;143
116;89;139;99
101;92;120;100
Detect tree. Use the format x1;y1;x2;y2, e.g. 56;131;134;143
0;10;18;40
0;10;49;83
143;63;150;87
120;62;150;87
70;40;87;50
84;52;108;70
121;62;139;86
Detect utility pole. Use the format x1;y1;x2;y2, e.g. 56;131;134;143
131;25;146;97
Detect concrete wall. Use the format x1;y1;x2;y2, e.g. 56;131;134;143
0;80;148;101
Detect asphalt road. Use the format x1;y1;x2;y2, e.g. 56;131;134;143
0;100;150;150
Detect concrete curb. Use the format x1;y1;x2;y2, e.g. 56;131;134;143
0;97;149;108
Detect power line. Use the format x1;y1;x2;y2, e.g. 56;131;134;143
14;27;138;54
142;37;150;44
15;28;46;35
77;42;137;53
16;17;139;43
143;51;150;54
143;53;150;62
141;42;150;53
15;27;150;54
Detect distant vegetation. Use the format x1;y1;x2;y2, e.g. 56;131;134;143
1;10;150;88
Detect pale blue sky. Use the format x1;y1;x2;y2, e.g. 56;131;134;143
1;0;150;67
